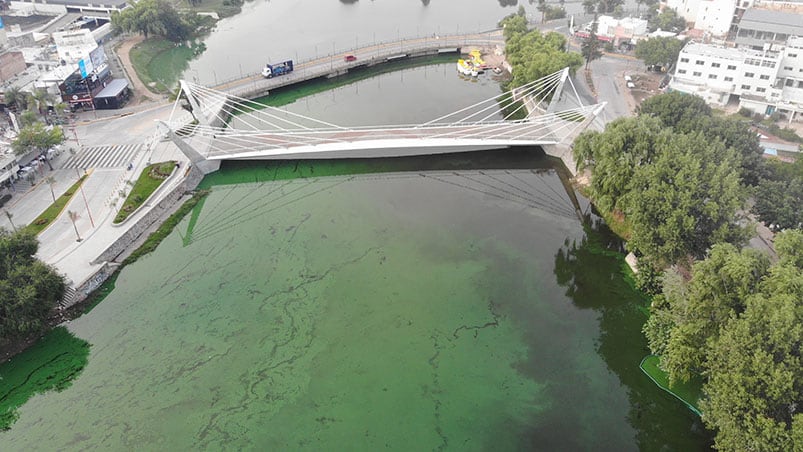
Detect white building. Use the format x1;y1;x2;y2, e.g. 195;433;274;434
670;40;803;121
664;0;750;37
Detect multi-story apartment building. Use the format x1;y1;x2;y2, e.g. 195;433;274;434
665;0;751;37
670;40;803;121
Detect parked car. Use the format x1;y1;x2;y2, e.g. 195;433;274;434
344;55;357;62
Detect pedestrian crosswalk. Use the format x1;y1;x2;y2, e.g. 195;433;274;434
61;144;143;169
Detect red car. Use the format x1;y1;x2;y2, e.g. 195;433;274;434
344;55;357;62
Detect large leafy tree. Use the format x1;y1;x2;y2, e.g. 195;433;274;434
754;158;803;229
504;27;583;89
635;36;683;69
111;0;192;43
639;91;765;186
648;7;687;33
573;115;665;215
643;230;803;451
626;132;745;264
0;229;66;344
574;100;748;265
11;123;64;170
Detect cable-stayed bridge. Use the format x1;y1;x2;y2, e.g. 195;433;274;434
162;67;605;173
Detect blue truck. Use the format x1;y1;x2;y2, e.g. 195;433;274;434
261;60;294;78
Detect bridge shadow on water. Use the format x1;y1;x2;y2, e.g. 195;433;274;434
184;148;582;245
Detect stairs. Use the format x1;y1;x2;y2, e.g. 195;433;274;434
59;286;77;309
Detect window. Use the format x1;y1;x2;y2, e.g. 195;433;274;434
741;84;751;89
724;76;733;82
745;72;754;78
693;71;702;76
759;74;770;80
787;79;795;87
756;87;766;93
727;65;736;70
784;66;793;71
708;74;717;79
678;69;687;74
790;53;798;58
696;60;705;65
681;58;689;63
711;62;721;68
761;60;776;68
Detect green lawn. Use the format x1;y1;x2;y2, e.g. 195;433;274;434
640;355;703;416
114;161;177;224
22;175;87;235
129;38;203;94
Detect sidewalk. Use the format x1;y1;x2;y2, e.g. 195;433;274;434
2;106;191;288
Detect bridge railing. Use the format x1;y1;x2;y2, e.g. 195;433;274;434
208;29;504;93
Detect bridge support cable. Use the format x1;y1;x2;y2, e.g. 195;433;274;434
165;66;606;160
419;68;565;126
177;81;347;132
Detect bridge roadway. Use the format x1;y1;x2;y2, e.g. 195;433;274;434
186;118;566;161
210;30;505;100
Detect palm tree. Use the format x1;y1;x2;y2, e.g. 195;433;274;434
46;176;57;202
3;86;24;112
68;210;81;242
31;88;51;118
3;210;16;232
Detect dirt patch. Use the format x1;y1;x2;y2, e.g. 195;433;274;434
625;70;667;109
115;35;161;106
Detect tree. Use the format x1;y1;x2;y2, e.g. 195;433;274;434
582;0;624;15
635;36;683;69
10;123;65;170
643;230;803;450
0;229;66;344
639;91;766;186
30;88;52;120
111;0;193;43
648;7;687;33
45;176;57;203
68;211;81;242
753;158;803;229
572;115;666;215
637;90;711;131
581;21;603;72
499;6;528;39
626;132;746;264
3;86;26;112
19;110;39;128
754;178;803;230
700;235;803;451
504;28;583;89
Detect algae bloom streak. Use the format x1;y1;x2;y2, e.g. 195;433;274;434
0;152;711;449
0;327;90;430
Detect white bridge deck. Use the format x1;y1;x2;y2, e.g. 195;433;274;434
166;67;605;168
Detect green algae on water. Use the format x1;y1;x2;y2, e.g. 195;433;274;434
0;327;89;430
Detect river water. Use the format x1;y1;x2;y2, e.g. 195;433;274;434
0;64;711;449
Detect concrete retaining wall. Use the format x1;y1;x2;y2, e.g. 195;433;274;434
90;165;204;265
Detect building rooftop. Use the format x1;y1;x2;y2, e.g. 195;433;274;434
11;0;129;8
738;8;803;35
682;42;752;60
95;78;127;98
